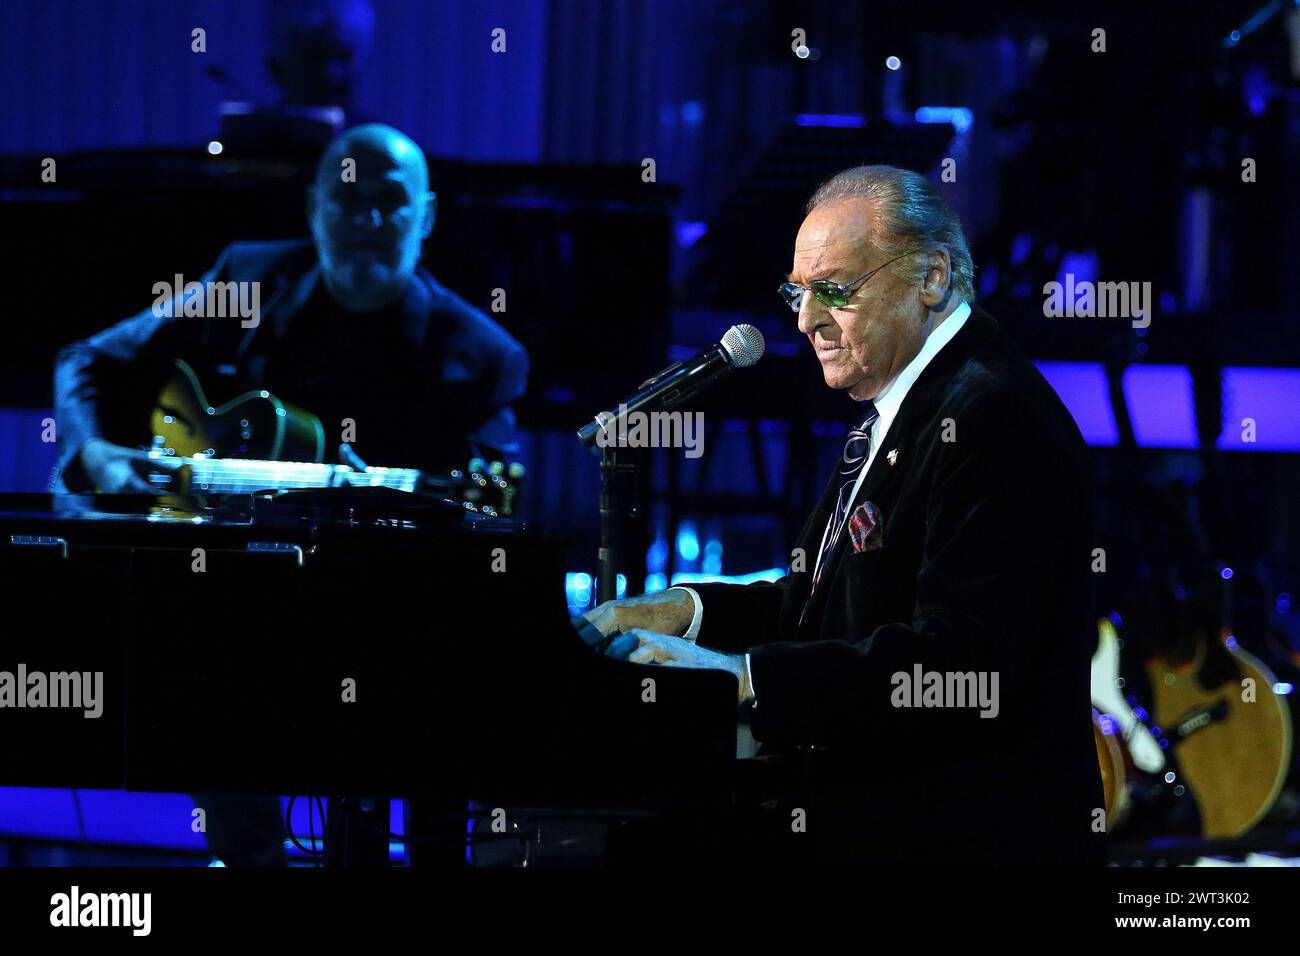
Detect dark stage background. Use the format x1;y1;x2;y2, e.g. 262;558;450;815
2;0;1300;866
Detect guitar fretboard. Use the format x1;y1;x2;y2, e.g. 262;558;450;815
149;457;421;494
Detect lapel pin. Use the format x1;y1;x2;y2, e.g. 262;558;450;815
887;449;898;466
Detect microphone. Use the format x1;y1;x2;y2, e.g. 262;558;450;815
577;324;765;448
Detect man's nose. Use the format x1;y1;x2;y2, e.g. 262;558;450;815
349;207;384;229
796;292;824;336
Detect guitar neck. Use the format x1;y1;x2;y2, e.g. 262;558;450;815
174;457;422;494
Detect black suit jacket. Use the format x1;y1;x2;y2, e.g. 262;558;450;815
693;306;1105;865
54;239;529;488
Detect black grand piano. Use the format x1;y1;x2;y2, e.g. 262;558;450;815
0;490;742;866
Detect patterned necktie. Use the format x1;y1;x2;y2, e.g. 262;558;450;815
810;401;879;596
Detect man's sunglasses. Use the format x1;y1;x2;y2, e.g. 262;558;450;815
778;249;919;313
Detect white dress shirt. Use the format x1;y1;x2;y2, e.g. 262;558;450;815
673;301;972;704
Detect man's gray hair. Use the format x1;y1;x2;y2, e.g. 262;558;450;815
806;165;976;303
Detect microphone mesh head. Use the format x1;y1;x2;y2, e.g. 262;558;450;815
721;324;766;368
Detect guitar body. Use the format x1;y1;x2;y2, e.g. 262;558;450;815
141;359;520;514
151;359;325;462
1093;709;1131;831
1144;633;1292;837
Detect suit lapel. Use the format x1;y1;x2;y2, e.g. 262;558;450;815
785;462;845;618
235;257;319;363
790;307;998;636
794;420;905;631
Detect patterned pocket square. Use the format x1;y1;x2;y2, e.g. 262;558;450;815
847;500;884;553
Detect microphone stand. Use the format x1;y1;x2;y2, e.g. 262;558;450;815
592;362;682;605
583;326;763;604
597;443;641;604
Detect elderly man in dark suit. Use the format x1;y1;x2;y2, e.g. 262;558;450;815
587;165;1104;866
55;123;528;494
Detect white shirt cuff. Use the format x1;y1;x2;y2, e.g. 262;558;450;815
669;586;703;643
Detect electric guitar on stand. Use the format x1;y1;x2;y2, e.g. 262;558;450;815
1092;332;1293;840
1093;614;1293;838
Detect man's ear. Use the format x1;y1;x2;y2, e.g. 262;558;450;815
918;249;952;309
421;191;437;239
305;185;319;227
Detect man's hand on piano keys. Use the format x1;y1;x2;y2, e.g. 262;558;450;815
584;589;696;639
626;629;754;705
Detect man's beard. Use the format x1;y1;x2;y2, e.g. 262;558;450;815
325;255;405;310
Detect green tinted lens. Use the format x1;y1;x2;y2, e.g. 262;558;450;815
811;282;848;308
